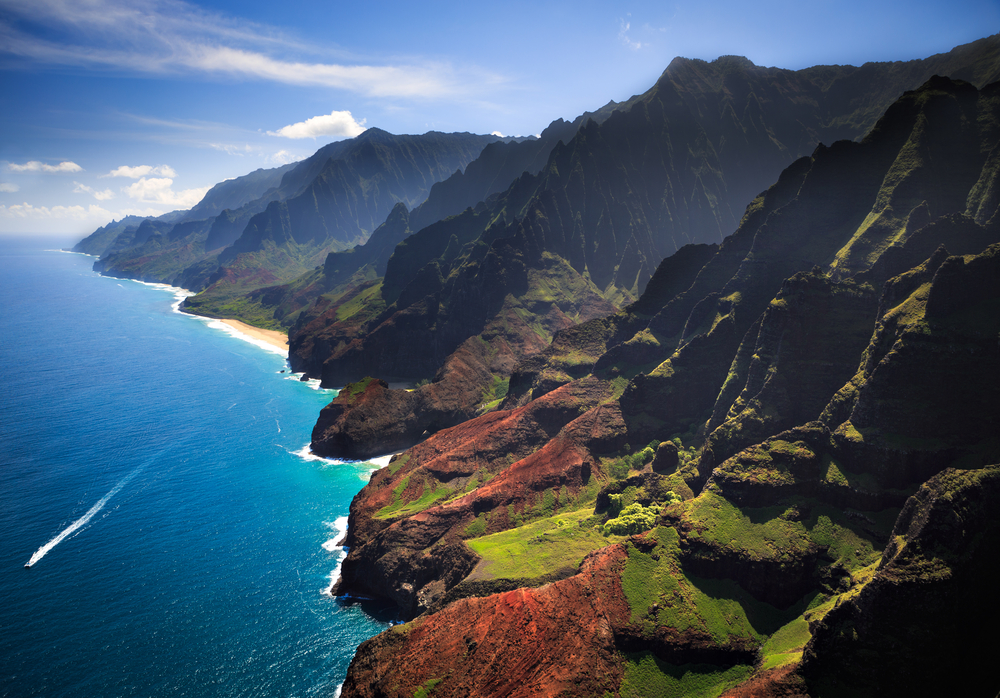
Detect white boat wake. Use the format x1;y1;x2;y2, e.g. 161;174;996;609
24;463;147;568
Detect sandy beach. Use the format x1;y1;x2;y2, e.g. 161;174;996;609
219;319;289;352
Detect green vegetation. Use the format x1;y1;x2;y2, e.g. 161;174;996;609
759;616;811;670
378;483;452;520
412;677;443;698
684;493;814;562
479;374;510;412
374;474;453;520
466;508;622;580
347;376;377;398
334;281;385;322
463;514;487;538
620;652;753;698
604;444;658;481
184;292;287;331
604;501;667;535
387;453;410;475
620;524;832;644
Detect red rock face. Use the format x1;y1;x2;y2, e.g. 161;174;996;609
336;378;617;616
341;546;630;698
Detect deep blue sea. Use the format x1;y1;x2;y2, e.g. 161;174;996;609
0;237;391;698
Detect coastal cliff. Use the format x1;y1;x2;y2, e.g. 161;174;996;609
333;76;1000;696
68;34;1000;697
297;38;1000;462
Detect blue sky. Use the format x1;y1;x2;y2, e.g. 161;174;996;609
1;0;997;235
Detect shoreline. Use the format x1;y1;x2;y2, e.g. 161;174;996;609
217;319;289;353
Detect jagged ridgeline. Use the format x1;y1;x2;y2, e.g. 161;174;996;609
75;130;508;317
303;36;1000;460
333;75;1000;697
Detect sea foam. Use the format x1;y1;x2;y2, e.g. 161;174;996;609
284;373;327;391
323;516;350;596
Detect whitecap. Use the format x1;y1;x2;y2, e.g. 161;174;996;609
322;516;351;596
283;373;329;391
291;444;339;464
120;277;194;313
322;516;349;551
367;453;397;469
290;444;398;470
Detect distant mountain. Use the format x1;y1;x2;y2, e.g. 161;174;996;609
73;215;161;257
191;104;636;331
332;74;1000;698
78;130;501;317
182;129;502;319
176;163;297;224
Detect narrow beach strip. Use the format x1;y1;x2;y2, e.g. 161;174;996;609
214;318;289;354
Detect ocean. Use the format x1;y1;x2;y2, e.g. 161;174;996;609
0;236;391;697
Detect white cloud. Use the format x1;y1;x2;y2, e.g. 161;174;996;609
267;111;367;139
491;131;504;137
0;0;502;100
7;160;83;173
123;176;209;208
619;18;643;51
210;142;254;155
268;150;302;166
0;183;18;192
105;164;177;178
74;182;116;200
0;201;112;219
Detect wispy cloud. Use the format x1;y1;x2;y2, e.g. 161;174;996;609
7;160;83;173
267;110;367;139
104;164;177;178
74;182;116;200
0;183;19;192
267;150;303;166
0;0;503;99
210;143;254;155
619;16;643;51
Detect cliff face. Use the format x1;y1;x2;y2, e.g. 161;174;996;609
801;465;1000;698
298;40;1000;462
334;76;1000;697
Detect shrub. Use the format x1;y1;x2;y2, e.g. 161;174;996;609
603;502;662;535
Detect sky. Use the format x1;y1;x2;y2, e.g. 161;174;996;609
0;0;997;235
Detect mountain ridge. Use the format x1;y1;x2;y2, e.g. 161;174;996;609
331;74;1000;697
300;36;1000;463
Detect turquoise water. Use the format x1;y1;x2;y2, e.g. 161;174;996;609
0;237;391;697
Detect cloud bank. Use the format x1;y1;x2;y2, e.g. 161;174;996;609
123;177;208;208
7;160;83;173
105;164;177;178
267;111;367;139
0;202;111;219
